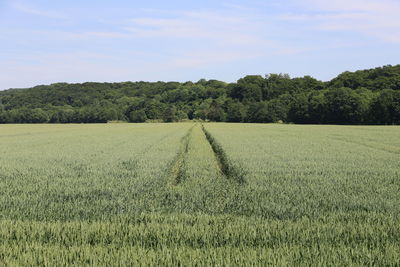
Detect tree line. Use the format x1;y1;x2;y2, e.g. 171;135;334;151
0;65;399;124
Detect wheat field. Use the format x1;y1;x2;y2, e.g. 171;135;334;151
0;123;399;265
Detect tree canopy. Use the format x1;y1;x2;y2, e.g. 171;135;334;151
1;64;399;124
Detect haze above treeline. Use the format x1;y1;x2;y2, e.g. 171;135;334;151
0;64;399;125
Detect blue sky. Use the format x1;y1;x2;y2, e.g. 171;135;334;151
1;0;399;89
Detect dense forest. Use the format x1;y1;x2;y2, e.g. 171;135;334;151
1;65;399;124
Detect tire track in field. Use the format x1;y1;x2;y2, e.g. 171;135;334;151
162;124;246;214
201;124;246;184
166;124;246;186
166;125;194;186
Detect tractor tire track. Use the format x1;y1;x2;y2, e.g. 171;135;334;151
166;125;194;186
201;124;246;184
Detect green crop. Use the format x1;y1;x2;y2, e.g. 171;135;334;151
0;123;399;266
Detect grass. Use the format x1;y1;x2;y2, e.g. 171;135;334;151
0;123;399;265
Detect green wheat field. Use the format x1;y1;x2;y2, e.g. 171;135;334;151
0;123;399;266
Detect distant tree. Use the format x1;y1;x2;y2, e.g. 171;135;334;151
247;102;268;123
288;93;310;123
163;106;178;122
30;108;50;123
329;71;364;89
0;111;8;123
324;87;365;124
370;89;400;124
266;99;289;122
129;110;147;123
144;100;166;120
176;110;188;121
193;100;210;120
355;88;375;123
246;99;288;123
263;73;292;100
229;75;264;102
98;107;119;122
50;108;75;123
225;100;247;122
207;100;226;122
308;91;327;123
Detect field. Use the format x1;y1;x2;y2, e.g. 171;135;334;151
0;123;399;265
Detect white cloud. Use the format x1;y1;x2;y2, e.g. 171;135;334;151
287;0;400;43
57;31;131;40
301;0;399;13
10;1;68;19
126;10;266;46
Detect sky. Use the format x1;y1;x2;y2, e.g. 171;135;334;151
1;0;400;90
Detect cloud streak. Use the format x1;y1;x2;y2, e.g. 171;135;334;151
126;10;265;46
10;1;68;19
287;0;400;43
